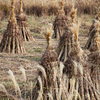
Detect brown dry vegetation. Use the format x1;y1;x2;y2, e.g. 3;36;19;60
0;0;100;100
0;14;94;99
0;0;99;19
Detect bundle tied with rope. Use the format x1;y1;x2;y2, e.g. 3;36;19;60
16;0;34;41
53;0;69;39
33;24;62;100
57;5;77;62
63;22;100;100
88;21;100;95
85;12;100;50
0;0;25;54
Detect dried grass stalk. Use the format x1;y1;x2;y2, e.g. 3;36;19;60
8;70;21;98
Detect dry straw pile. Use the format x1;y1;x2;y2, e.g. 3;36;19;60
0;0;25;54
85;19;100;50
33;24;60;99
53;0;69;39
57;3;77;62
16;0;34;41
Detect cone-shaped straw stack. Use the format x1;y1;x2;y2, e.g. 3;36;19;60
57;4;77;62
33;24;60;99
0;0;25;54
16;0;34;41
53;0;69;39
40;24;59;88
63;22;100;100
85;19;100;50
88;21;100;95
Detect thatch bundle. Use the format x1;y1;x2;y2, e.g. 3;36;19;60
57;4;77;62
53;0;69;39
16;0;34;41
88;21;100;96
0;0;25;54
33;24;61;99
40;28;59;90
85;19;100;50
57;27;74;62
88;51;100;94
63;22;100;100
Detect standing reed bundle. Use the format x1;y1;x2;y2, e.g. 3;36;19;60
33;24;62;100
57;4;77;62
0;0;25;54
63;23;100;100
53;0;69;39
16;0;34;41
85;17;100;50
88;21;100;96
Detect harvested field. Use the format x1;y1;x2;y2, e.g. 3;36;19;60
0;0;100;99
0;14;94;98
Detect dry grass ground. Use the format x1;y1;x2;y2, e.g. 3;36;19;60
0;14;94;98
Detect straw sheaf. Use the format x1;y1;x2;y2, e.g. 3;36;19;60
88;51;100;83
54;15;69;34
42;24;58;63
64;58;75;78
90;21;100;51
40;24;59;89
89;51;100;65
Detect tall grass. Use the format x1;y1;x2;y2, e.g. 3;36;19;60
0;67;33;99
